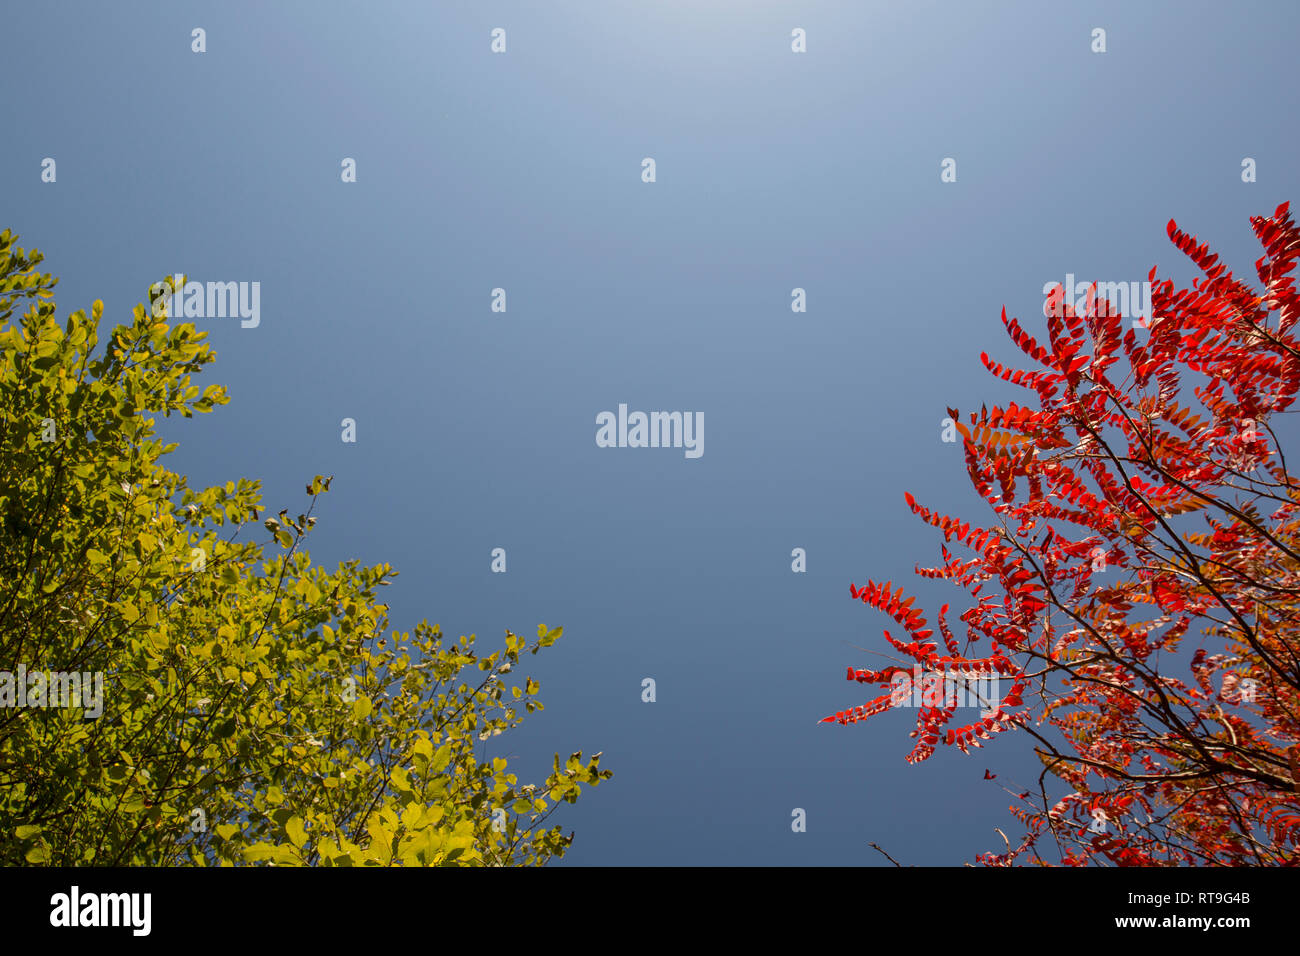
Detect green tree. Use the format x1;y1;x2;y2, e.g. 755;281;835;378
0;231;610;866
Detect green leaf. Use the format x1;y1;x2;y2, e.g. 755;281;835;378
430;743;452;774
25;845;51;863
242;842;282;863
0;243;609;866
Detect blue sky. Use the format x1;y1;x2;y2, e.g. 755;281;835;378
3;0;1298;865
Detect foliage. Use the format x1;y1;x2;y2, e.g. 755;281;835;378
824;204;1300;865
0;232;610;865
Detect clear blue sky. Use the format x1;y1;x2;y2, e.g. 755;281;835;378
3;0;1297;865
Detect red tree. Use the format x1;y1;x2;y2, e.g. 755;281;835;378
825;202;1300;866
